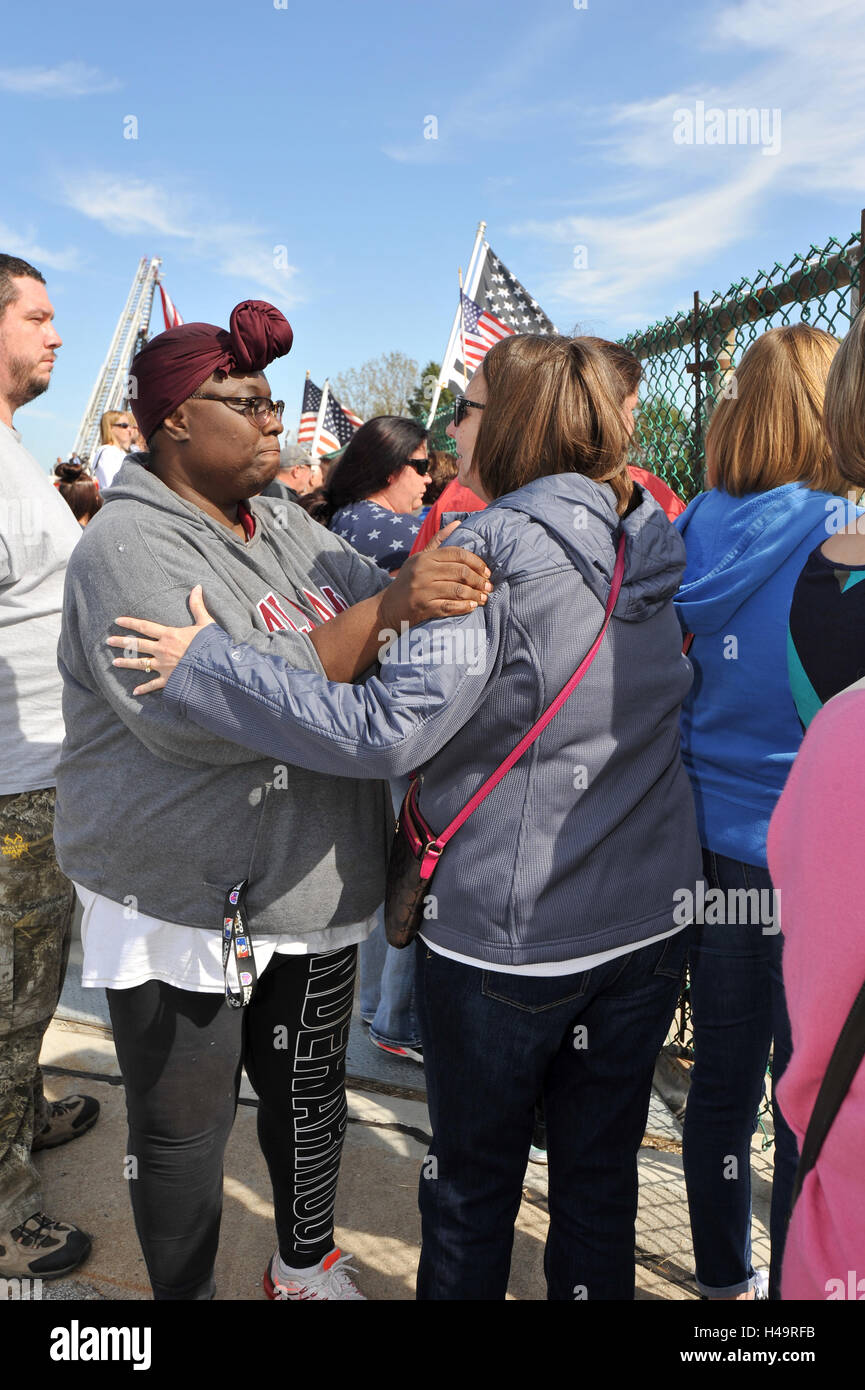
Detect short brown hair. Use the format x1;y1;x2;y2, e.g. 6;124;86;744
705;324;841;496
474;335;633;514
424;449;458;506
0;254;45;321
579;338;642;398
823;310;865;492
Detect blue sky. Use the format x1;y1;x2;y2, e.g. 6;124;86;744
3;0;862;467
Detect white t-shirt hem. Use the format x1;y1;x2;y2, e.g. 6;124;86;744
418;922;685;976
74;882;375;993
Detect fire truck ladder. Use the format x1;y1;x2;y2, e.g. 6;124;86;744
70;256;162;463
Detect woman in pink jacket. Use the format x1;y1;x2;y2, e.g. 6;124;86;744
767;685;865;1299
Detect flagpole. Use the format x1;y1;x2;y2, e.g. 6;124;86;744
426;219;487;428
298;369;310;440
310;378;329;457
457;267;468;390
465;219;487;298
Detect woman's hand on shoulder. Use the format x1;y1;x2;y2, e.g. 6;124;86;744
106;585;215;694
380;521;492;630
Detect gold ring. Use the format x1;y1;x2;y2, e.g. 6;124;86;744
144;658;152;675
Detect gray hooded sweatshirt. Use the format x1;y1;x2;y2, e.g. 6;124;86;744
163;473;704;966
54;457;392;944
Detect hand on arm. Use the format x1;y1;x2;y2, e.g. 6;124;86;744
108;585;215;693
309;522;492;681
78;583;263;768
108;520;493;688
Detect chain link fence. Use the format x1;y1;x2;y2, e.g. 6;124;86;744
623;220;865;502
429;220;865;497
428;399;457;455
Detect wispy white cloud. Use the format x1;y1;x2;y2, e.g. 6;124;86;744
0;62;120;97
483;174;517;196
0;221;81;272
57;174;300;303
714;0;856;49
516;162;776;329
509;0;865;323
60;177;195;241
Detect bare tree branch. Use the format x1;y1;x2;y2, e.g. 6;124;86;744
333;351;419;420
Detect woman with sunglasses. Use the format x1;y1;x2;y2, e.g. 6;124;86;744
111;333;702;1299
54;303;491;1302
301;416;433;1059
91;409;134;490
307;416;432;573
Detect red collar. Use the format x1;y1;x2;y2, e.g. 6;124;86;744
237;500;256;541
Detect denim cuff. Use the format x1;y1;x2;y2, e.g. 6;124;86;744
369;1025;423;1050
696;1273;757;1298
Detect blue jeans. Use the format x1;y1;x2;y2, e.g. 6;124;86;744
358;907;421;1049
414;928;691;1300
682;850;798;1300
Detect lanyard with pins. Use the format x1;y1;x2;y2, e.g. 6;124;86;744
221;880;258;1008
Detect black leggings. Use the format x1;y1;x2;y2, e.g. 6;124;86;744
107;945;357;1301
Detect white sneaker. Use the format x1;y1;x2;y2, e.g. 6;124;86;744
528;1145;548;1165
753;1268;769;1299
264;1247;367;1300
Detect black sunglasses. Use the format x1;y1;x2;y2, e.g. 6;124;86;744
453;395;486;428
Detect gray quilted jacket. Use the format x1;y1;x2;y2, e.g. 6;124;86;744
164;472;703;966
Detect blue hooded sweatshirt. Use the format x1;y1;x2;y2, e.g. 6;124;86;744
674;483;838;868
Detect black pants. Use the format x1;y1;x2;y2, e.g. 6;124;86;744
107;945;357;1301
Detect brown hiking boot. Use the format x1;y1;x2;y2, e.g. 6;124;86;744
32;1094;100;1151
0;1212;92;1280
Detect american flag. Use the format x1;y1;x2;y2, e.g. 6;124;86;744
159;283;183;330
297;378;362;456
447;242;556;390
460;292;513;370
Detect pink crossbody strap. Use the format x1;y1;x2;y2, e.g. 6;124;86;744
429;531;626;854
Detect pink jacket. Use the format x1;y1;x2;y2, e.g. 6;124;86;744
767;687;865;1300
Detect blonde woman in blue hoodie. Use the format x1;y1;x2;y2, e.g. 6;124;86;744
672;323;844;1301
114;334;704;1300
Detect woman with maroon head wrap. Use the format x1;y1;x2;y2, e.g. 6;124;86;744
54;301;491;1302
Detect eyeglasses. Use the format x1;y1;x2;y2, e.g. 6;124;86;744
453;395;486;428
193;394;285;429
407;456;430;476
114;422;132;430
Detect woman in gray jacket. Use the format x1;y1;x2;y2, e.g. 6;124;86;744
113;334;702;1300
55;302;491;1302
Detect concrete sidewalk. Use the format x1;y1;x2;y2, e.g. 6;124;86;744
31;945;775;1301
